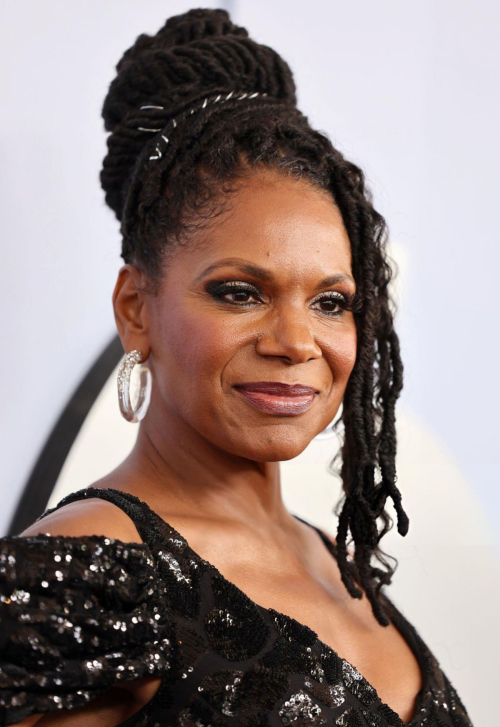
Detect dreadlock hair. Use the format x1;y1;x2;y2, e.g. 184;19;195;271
100;7;409;627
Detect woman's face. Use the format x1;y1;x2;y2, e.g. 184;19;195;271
129;169;357;462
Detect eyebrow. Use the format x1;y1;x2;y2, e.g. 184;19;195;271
196;258;355;287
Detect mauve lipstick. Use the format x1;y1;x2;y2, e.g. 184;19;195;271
233;381;318;415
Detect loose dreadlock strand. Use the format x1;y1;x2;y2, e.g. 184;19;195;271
99;7;408;628
378;330;409;537
320;153;408;625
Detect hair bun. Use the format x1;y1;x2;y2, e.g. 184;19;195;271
100;8;297;222
161;8;249;45
102;8;296;134
116;9;249;70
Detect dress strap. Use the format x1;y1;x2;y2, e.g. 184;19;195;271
292;513;340;560
35;486;156;547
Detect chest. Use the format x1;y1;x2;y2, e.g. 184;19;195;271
146;539;425;726
217;559;424;724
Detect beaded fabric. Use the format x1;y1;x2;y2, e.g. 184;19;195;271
0;487;473;726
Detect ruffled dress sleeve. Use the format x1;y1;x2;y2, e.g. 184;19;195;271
0;533;172;726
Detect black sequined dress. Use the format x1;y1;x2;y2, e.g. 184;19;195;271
0;486;473;727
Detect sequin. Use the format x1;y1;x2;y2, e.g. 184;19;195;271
305;677;346;709
270;608;318;648
174;622;209;676
0;486;474;726
341;660;378;708
239;714;272;727
177;696;227;726
335;706;366;726
158;550;191;584
0;532;172;724
205;575;270;660
278;689;326;726
262;638;326;682
200;665;290;714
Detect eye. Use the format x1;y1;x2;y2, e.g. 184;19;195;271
311;292;354;317
205;280;262;306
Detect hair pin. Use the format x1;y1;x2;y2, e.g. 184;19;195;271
136;89;268;161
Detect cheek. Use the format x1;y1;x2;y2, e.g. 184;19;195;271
324;321;358;383
151;301;238;399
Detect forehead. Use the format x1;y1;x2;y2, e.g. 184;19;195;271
171;170;353;282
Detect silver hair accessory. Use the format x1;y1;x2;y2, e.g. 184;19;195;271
117;349;152;422
137;90;268;161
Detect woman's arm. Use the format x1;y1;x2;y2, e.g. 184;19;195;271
9;716;42;727
1;499;169;727
9;677;163;727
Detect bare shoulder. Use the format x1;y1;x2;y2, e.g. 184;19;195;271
18;492;144;544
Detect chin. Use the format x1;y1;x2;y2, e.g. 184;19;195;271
226;428;316;463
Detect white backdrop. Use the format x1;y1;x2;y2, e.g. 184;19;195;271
1;2;499;724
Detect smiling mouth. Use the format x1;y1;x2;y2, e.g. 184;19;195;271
233;381;318;415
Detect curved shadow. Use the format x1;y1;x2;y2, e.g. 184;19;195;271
8;335;123;535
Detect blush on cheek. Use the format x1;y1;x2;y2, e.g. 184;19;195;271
342;338;358;376
327;329;357;381
155;303;237;401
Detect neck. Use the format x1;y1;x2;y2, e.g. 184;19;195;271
111;399;290;528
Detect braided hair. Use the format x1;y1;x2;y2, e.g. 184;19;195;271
100;7;408;627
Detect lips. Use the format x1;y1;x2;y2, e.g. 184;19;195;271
233;381;318;415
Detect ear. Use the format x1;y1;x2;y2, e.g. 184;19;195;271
112;264;151;360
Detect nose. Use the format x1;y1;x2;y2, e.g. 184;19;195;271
255;306;322;364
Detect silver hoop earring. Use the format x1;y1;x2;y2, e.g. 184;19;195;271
117;349;152;423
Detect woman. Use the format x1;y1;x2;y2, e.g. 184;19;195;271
0;8;473;727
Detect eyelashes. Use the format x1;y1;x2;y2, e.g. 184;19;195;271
205;280;362;317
